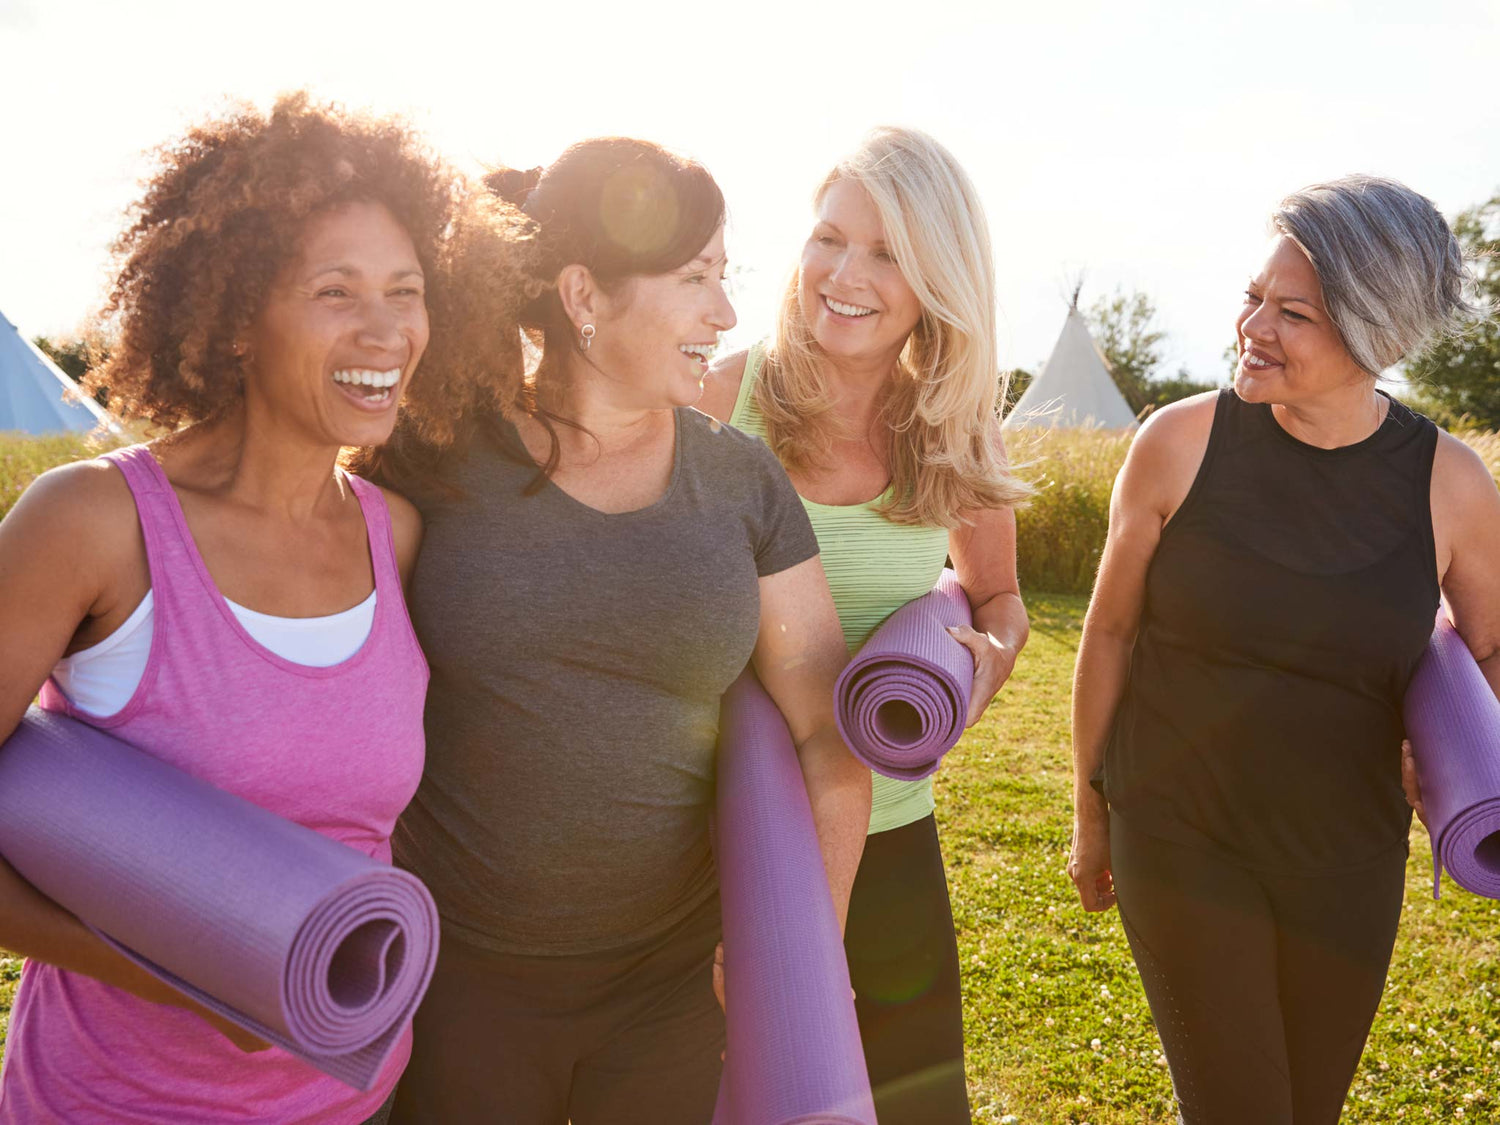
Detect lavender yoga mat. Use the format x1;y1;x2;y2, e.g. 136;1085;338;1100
834;568;975;781
712;669;876;1125
1404;615;1500;900
0;707;439;1090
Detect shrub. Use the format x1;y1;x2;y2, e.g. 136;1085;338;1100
1009;427;1132;595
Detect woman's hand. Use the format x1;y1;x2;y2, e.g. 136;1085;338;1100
712;941;725;1014
1401;739;1427;828
946;625;1019;728
1068;812;1116;913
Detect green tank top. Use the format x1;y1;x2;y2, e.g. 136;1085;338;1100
729;343;952;835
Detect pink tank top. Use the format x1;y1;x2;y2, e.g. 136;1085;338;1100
0;446;429;1125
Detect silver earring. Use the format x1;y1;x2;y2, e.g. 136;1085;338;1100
579;323;596;351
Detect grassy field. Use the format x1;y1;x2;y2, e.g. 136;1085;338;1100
2;429;1499;1118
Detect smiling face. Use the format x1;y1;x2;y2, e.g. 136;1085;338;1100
797;177;923;370
1234;234;1368;406
244;200;428;448
587;223;736;409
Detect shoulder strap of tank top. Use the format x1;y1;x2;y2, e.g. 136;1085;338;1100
99;445;201;608
344;473;402;601
728;343;768;438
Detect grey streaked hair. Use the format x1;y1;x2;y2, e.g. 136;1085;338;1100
1271;175;1481;375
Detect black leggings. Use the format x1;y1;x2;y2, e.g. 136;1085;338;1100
845;814;971;1125
1110;816;1406;1125
389;892;723;1125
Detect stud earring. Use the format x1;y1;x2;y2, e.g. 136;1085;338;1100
579;323;596;352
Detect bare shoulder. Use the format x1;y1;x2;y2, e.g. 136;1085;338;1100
1118;392;1217;510
1432;429;1499;508
697;348;750;422
4;457;139;553
377;485;424;586
1133;391;1218;453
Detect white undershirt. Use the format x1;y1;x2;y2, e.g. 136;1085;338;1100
51;590;377;717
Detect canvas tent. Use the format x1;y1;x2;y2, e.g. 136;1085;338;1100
0;310;119;435
1003;305;1139;430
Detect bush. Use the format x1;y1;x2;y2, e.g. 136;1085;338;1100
1010;427;1132;595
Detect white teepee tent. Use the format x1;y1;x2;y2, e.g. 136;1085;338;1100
1003;305;1139;430
0;310;119;435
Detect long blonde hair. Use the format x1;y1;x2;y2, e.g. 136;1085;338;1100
756;126;1030;527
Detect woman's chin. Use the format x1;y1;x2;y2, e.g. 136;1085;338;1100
1233;368;1278;403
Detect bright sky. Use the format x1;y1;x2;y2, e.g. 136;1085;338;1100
3;0;1498;380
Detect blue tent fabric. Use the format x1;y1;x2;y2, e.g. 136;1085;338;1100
0;311;120;435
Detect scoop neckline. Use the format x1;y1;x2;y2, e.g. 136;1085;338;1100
138;450;387;678
508;408;685;519
1259;390;1401;457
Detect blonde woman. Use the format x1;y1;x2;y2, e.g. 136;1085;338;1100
700;127;1029;1124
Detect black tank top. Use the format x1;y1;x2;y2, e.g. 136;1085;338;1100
1101;389;1440;873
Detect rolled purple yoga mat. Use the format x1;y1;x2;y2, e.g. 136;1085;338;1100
834;568;975;781
0;707;439;1090
1404;615;1500;900
713;669;876;1125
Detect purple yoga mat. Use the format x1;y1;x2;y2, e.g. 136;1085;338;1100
1404;614;1500;900
0;707;439;1090
834;568;975;781
713;669;876;1125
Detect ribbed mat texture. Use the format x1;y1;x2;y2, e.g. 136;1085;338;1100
1404;615;1500;899
713;669;876;1125
834;569;975;781
0;707;439;1090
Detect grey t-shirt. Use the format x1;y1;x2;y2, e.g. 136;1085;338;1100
398;407;819;955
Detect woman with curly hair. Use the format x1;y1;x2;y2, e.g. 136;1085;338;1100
697;127;1031;1124
0;93;491;1125
373;138;871;1125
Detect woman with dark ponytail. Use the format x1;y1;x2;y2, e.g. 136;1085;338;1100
382;139;870;1124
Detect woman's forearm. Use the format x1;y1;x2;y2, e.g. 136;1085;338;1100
972;590;1030;659
0;856;164;997
796;726;871;932
1071;624;1135;824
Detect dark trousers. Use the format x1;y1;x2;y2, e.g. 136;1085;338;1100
389;893;724;1125
845;814;972;1124
1110;816;1406;1125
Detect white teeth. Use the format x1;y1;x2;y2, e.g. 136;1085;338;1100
825;296;876;317
679;344;714;360
332;368;401;388
1243;353;1275;369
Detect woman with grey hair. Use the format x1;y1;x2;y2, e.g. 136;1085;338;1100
1067;175;1500;1124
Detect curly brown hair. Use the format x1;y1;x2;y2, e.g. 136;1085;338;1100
88;91;461;430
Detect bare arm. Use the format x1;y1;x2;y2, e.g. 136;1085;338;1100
1068;395;1215;911
379;486;425;593
948;429;1030;726
0;463;265;1049
751;556;870;929
1434;432;1500;697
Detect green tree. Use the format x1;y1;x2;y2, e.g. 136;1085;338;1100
1001;368;1033;415
1404;192;1500;428
34;334;112;408
1085;288;1167;413
1142;368;1219;411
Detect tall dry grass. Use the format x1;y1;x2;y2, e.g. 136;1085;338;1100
1009;426;1133;595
